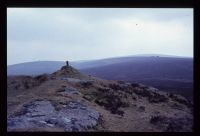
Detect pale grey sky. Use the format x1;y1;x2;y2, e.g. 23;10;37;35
7;8;193;65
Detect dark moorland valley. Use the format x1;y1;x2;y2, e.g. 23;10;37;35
7;55;193;132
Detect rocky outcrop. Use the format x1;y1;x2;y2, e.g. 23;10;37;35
56;86;81;95
53;66;87;78
7;100;100;132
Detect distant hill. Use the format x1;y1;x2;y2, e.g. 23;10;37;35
7;55;193;100
7;55;192;76
7;61;66;76
80;56;193;81
80;56;193;100
7;60;107;76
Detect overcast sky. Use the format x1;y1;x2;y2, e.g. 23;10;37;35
7;8;193;65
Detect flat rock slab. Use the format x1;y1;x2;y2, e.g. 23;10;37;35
60;77;93;84
57;86;81;95
64;87;81;95
60;77;82;82
7;100;100;132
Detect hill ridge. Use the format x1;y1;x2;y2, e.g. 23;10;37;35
7;65;193;132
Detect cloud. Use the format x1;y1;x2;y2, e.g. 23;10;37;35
7;8;193;65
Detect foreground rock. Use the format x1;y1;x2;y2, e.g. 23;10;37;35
7;100;100;132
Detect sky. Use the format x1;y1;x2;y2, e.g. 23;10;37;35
7;8;193;65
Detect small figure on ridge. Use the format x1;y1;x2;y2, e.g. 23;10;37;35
66;61;69;67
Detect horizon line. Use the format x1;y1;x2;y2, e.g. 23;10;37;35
7;53;193;66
